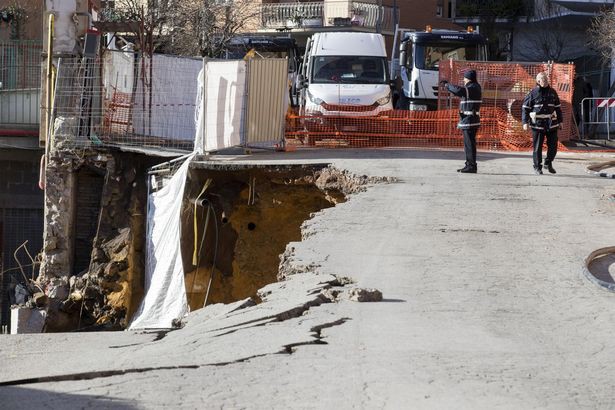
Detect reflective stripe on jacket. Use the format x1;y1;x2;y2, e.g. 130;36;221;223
522;86;563;131
445;81;482;129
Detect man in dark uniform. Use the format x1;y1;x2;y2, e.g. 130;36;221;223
522;72;563;175
441;70;482;173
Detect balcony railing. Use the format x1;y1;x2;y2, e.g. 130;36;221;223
0;41;43;130
260;1;397;34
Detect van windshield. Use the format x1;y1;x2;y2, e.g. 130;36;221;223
414;42;483;70
312;56;388;84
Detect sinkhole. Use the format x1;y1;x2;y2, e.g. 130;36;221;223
181;162;348;311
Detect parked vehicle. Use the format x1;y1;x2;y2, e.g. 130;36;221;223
395;27;488;110
224;36;301;106
297;32;393;116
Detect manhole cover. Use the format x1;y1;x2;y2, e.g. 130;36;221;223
584;247;615;291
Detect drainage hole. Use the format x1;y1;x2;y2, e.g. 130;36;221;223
247;222;256;231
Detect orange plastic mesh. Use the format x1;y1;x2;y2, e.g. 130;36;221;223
285;61;576;151
103;90;133;135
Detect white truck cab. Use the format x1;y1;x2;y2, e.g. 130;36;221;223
396;28;487;111
298;32;393;116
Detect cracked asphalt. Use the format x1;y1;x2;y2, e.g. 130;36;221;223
1;148;615;409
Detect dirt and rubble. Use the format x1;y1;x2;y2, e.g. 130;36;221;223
23;155;393;332
31;151;156;331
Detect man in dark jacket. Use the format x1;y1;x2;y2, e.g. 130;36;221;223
522;72;563;175
441;70;482;173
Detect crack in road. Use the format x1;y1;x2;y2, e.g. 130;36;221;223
0;319;351;386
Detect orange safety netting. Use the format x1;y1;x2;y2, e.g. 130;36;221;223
285;61;576;151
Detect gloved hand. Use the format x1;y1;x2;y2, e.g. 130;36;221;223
439;80;448;86
522;123;528;131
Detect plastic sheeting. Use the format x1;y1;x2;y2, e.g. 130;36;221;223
129;155;193;330
194;60;246;153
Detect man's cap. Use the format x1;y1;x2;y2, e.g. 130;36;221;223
464;70;477;81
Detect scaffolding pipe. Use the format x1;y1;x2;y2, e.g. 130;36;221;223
41;13;54;191
45;13;54;151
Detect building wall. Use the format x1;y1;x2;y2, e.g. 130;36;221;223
393;0;460;31
511;23;588;62
0;0;44;41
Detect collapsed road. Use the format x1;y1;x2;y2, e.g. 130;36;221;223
1;148;615;409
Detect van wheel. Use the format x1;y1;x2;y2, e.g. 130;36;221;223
396;94;410;110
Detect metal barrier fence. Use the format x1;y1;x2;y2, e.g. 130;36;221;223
580;97;614;141
52;51;201;151
0;41;43;129
286;61;576;150
52;51;286;153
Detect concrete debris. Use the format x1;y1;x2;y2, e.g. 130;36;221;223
51;116;78;151
332;275;355;286
347;288;383;302
312;165;396;195
46;278;69;300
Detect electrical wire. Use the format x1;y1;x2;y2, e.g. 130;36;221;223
203;202;219;309
189;204;210;299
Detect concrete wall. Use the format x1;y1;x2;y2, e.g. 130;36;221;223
0;0;44;41
393;0;459;31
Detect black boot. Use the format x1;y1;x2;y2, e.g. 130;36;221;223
544;163;556;174
533;167;543;175
457;165;477;173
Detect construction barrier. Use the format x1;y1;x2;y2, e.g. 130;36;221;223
285;61;576;151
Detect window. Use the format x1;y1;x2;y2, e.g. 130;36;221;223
312;56;388;84
415;43;481;70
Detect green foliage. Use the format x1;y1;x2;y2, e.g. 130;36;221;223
0;3;28;39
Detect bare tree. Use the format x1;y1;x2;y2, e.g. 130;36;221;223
168;0;261;57
104;0;176;54
515;0;567;62
587;7;615;97
588;7;615;63
101;0;260;57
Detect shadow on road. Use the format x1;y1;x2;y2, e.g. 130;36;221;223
0;386;138;409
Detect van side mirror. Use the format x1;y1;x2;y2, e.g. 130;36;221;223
296;74;306;89
399;42;408;68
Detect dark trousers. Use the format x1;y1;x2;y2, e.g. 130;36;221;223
462;127;478;167
532;128;558;168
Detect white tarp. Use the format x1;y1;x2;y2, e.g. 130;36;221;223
194;60;246;153
129;156;193;330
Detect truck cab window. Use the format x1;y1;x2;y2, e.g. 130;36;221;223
416;43;480;71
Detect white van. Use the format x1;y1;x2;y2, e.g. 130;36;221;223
298;32;393;116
